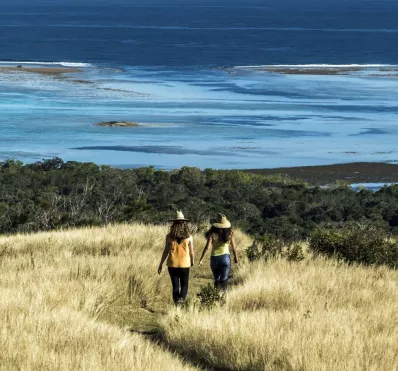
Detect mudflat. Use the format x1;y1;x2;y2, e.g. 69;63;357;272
227;66;398;76
254;67;363;75
0;66;81;75
245;162;398;185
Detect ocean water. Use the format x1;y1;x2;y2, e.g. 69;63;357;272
1;0;398;169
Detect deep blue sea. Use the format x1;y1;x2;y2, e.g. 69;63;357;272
1;0;398;169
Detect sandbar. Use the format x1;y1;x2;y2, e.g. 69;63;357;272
261;67;362;75
228;66;398;76
0;66;81;75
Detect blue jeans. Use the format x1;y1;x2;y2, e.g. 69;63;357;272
210;254;231;292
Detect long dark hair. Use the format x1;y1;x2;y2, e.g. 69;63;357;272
206;226;232;243
169;221;191;242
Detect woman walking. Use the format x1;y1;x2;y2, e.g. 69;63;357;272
158;211;194;304
198;213;238;295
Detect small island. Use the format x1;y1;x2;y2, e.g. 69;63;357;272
94;121;141;127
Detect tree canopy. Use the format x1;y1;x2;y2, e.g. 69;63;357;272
1;158;398;239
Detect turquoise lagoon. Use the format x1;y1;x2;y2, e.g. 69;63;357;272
1;63;398;169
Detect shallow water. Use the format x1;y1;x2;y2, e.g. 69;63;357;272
1;1;398;169
1;64;398;169
351;183;397;192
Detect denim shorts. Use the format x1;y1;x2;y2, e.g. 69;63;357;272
210;254;231;283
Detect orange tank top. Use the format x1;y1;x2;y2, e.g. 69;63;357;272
167;237;191;268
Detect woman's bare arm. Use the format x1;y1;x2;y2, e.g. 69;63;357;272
189;236;195;266
158;235;171;274
198;237;212;267
230;235;238;264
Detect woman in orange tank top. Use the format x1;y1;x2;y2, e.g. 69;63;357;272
158;211;194;304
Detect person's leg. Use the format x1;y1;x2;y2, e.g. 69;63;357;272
219;254;231;295
210;256;222;289
178;267;190;302
168;267;180;303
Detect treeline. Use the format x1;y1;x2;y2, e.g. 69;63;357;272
1;158;398;238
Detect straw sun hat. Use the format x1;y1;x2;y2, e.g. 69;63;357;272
211;213;231;229
169;210;190;222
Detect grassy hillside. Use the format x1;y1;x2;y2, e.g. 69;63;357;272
1;224;397;370
0;225;191;370
161;259;398;371
0;224;250;370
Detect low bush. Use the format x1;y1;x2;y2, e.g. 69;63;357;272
196;283;224;310
309;227;398;268
246;234;305;262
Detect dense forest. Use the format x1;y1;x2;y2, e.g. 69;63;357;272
1;158;398;239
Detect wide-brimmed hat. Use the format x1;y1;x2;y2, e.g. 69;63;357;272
169;210;190;222
211;213;231;229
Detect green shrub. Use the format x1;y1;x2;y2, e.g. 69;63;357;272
309;227;398;268
197;283;224;310
246;240;263;262
286;243;305;262
246;234;305;262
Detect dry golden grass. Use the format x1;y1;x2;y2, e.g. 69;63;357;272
3;223;396;371
0;224;204;371
161;258;398;371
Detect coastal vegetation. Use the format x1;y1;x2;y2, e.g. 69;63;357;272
1;224;397;370
2;158;398;242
